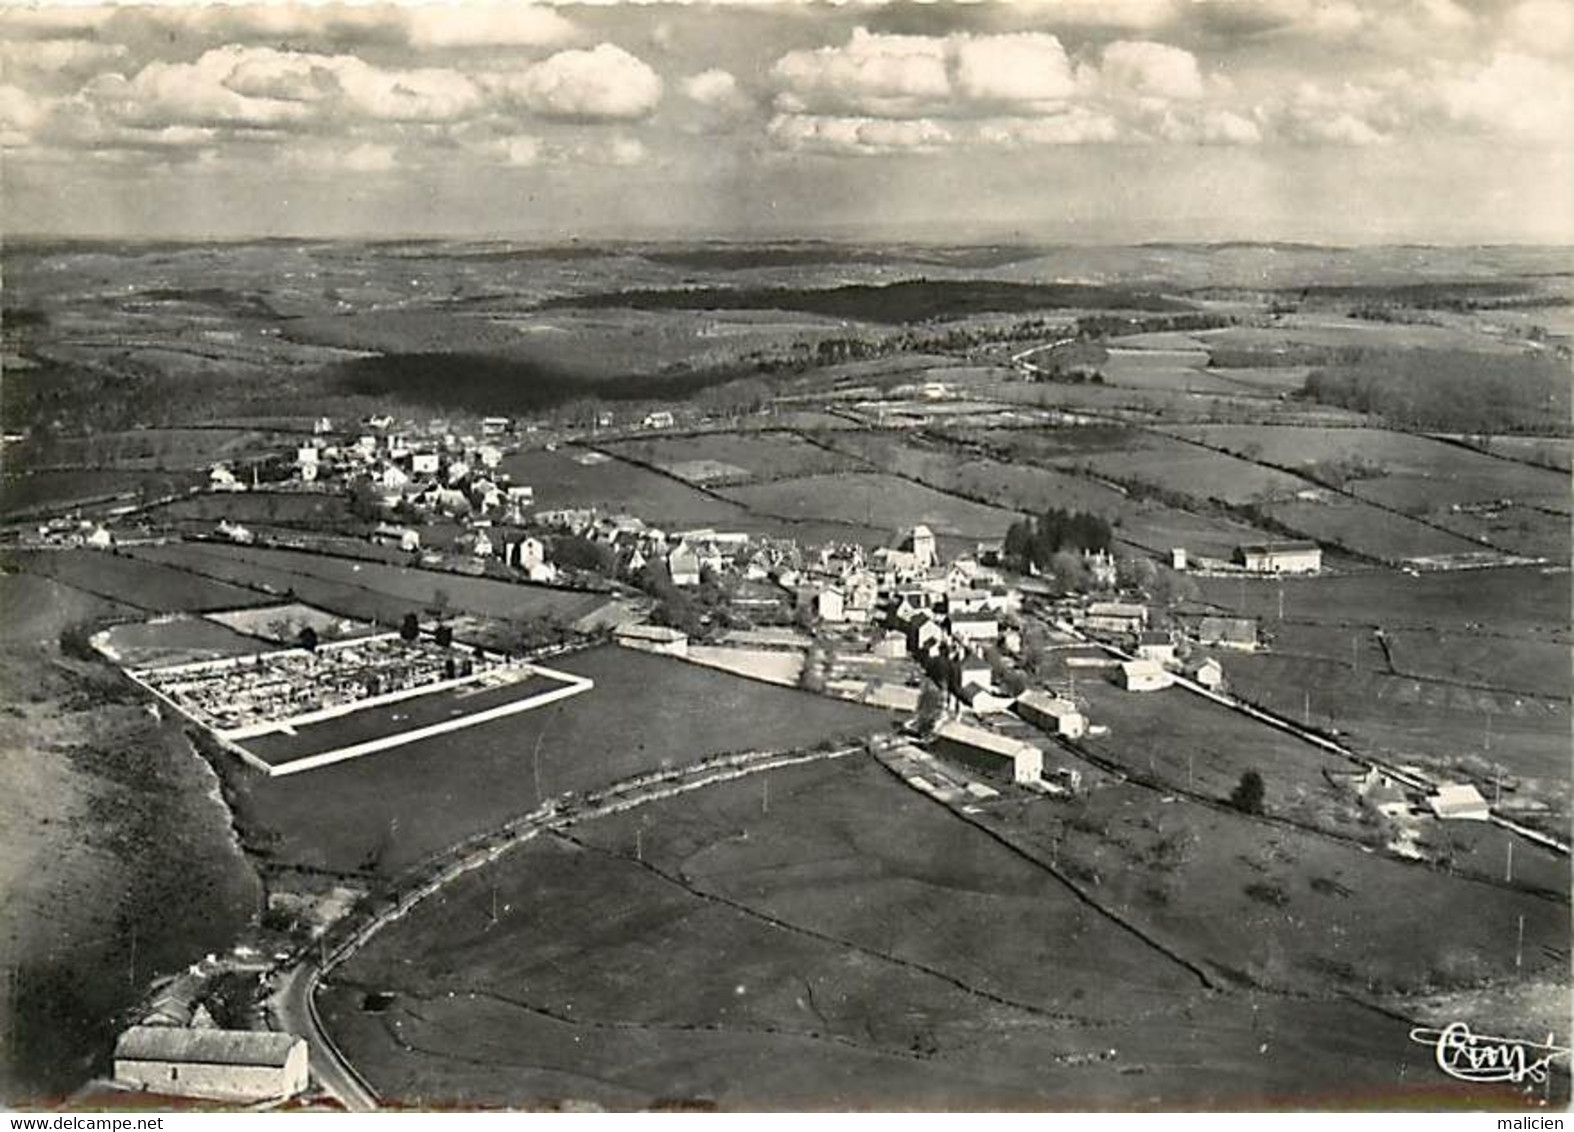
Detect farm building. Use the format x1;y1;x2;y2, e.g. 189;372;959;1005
1082;602;1148;636
931;720;1043;785
1190;615;1259;652
1236;541;1323;574
1171;547;1188;571
1015;690;1087;739
1190;657;1224;690
1119;658;1173;692
613;623;689;657
113;1027;308;1102
643;411;676;429
1134;630;1178;666
1426;783;1490;821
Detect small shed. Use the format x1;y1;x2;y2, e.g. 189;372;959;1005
614;623;689;658
114;1027;308;1102
1427;783;1490;821
1015;689;1087;739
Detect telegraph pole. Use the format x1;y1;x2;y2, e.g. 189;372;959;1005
1516;913;1525;973
1506;840;1514;884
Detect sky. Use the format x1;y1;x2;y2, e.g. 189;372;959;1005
1;0;1571;243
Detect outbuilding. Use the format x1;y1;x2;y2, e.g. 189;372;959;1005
113;1027;308;1102
931;720;1043;785
1236;541;1322;574
613;623;689;657
1426;783;1490;821
1014;689;1087;739
1119;658;1173;692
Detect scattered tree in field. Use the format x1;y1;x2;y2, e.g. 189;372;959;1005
399;612;420;642
434;623;453;648
1230;769;1266;815
297;626;319;653
1116;555;1158;592
916;684;945;731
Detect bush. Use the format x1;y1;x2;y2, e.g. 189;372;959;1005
1230;770;1266;815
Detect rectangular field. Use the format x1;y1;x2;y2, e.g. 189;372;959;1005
125;542;608;625
7;549;273;613
601;432;865;485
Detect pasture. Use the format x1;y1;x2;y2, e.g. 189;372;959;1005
230;646;888;874
93;615;267;667
601;431;865;485
320;753;1518;1109
147;491;357;530
720;472;1020;542
7;549;273;614
125;542;607;626
0;469;202;518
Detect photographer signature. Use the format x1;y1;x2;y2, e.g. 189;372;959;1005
1410;1022;1570;1085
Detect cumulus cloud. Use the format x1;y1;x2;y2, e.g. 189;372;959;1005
495;43;662;121
1426;50;1574;141
771;29;950;118
1097;40;1205;101
767;112;952;155
952;33;1077;108
683;68;750;112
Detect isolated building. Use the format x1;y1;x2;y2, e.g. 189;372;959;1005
113;1027;308;1102
614;623;689;657
1191;656;1224;690
1191;615;1259;653
931;720;1043;785
1118;658;1173;692
1236;541;1322;574
1171;547;1188;571
1426;783;1490;821
1015;690;1087;739
643;410;675;430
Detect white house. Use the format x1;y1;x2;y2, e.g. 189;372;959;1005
411;452;440;476
511;536;546;572
905;524;937;570
381;465;410;491
1134;630;1178;667
668;545;702;587
643;410;676;429
949;615;1000;644
1191;656;1224;690
1119;658;1173;692
476;444;503;469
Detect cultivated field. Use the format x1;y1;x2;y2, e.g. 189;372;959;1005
125;542;608;626
7;549;273;613
228;646;888;874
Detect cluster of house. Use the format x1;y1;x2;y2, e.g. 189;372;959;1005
1327;764;1493;830
139;633;504;736
32;515;115;548
1069;601;1226;693
282;425;536;522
